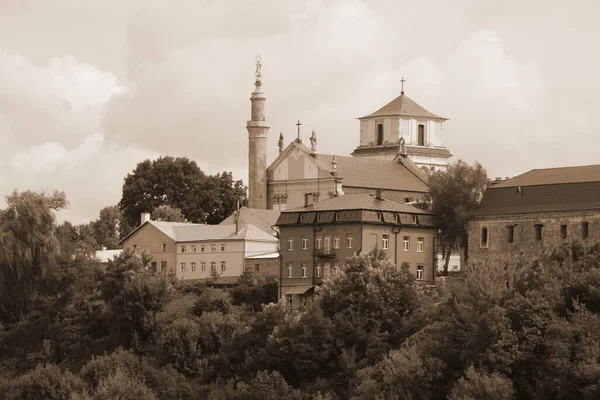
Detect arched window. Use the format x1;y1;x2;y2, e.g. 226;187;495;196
418;124;425;146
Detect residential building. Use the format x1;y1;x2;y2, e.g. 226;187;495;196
245;252;280;280
94;247;123;263
276;192;439;307
119;213;278;283
469;164;600;264
220;206;280;236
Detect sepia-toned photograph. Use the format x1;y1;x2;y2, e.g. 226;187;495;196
0;1;599;398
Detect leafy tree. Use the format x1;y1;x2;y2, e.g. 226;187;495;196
92;205;125;249
119;156;246;227
193;288;232;316
93;368;156;400
0;190;67;322
0;364;88;400
449;366;514;400
422;159;487;274
151;205;185;222
233;371;304;400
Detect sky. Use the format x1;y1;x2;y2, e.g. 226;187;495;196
1;0;599;224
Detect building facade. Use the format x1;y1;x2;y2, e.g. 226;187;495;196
469;164;600;264
275;192;439;307
119;214;279;283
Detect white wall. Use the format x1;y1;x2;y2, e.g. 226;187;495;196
175;240;245;280
245;240;279;258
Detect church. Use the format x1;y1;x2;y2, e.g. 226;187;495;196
246;57;452;212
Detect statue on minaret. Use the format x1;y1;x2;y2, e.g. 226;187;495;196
246;55;270;209
310;130;317;154
278;133;284;153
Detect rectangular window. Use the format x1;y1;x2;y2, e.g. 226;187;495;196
377;123;384;145
254;263;260;272
221;244;226;252
561;224;567;239
346;234;353;248
324;236;331;253
535;224;543;241
315;264;321;278
160;261;167;274
418;124;425;146
333;262;340;276
333;235;340;249
181;245;186;253
315;236;322;249
201;262;206;272
481;227;489;247
221;261;226;272
162;243;167;252
211;244;216;252
301;237;308;250
582;222;589;239
191;262;196;272
301;262;307;278
201;245;205;252
191;245;196;252
210;261;216;271
416;264;424;280
324;263;331;278
181;262;186;273
403;236;410;251
287;263;293;278
151;261;157;273
287;237;293;251
507;226;514;243
382;234;389;250
417;237;424;252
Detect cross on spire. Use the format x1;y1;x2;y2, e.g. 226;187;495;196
295;120;302;143
400;77;406;95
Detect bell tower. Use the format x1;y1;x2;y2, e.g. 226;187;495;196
247;56;270;209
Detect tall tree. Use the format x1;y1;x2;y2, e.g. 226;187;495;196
422;159;487;274
119;156;246;227
0;190;67;322
93;205;123;249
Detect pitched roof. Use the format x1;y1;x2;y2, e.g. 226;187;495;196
473;182;600;216
220;207;280;232
120;220;278;244
359;94;447;120
283;193;433;214
315;154;429;192
405;146;453;158
493;164;600;188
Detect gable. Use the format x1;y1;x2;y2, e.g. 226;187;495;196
120;222;175;247
268;141;332;181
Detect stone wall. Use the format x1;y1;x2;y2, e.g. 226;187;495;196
468;210;600;264
245;257;280;281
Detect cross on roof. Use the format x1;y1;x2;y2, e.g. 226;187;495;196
296;120;302;142
401;77;406;95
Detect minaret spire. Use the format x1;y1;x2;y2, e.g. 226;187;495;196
247;55;270;209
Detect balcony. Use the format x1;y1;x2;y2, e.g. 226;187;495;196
314;249;336;258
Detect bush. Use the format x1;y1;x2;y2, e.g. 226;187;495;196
0;364;88;400
193;289;232;316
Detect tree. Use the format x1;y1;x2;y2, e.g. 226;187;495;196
422;159;487;274
119;156;246;227
151;205;185;222
0;190;67;322
93;205;123;249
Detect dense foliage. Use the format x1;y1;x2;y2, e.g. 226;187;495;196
2;189;600;399
119;156;246;227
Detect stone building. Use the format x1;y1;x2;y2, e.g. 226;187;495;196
275;192;439;307
119;213;278;283
469;164;600;263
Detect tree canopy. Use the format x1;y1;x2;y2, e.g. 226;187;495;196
422;159;488;273
119;156;246;227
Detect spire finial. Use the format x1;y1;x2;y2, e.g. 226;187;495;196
254;55;262;86
400;77;406;95
295;120;302;143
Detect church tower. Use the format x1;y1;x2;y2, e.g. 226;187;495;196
247;56;270;209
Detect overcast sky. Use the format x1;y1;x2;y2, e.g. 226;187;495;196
1;0;598;223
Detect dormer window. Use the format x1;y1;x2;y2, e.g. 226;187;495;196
413;215;419;225
377;213;383;222
334;212;340;222
377;123;384;145
418;124;425;146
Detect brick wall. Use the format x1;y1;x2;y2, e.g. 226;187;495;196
468;210;600;264
245;257;280;281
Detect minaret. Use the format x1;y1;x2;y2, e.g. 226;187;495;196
246;56;270;209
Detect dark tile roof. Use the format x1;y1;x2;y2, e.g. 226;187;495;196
472;181;600;216
493;164;600;188
359;94;447;120
220;207;280;230
315;154;429;193
283;193;433;214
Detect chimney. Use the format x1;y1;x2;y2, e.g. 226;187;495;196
140;212;151;226
234;210;241;234
304;193;314;207
376;189;384;200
